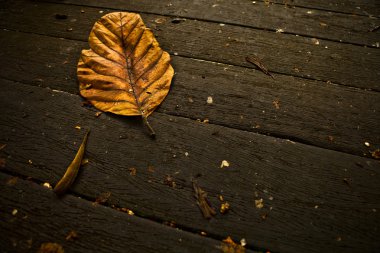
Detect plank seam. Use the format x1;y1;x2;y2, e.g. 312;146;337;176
34;0;380;48
0;168;263;253
1;75;378;161
1;28;379;93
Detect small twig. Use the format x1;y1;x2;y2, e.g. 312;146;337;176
246;55;274;79
142;116;156;138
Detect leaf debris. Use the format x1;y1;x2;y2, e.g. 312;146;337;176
117;207;135;215
6;177;18;186
272;100;280;109
246;55;274;78
192;181;216;219
164;175;176;188
255;198;264;209
128;167;137;176
220;202;230;214
94;192;112;205
221;236;246;253
37;242;64;253
371;149;380;159
65;230;78;241
220;160;230;168
43;182;52;189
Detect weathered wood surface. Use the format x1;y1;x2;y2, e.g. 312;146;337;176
270;0;380;17
39;0;380;46
0;172;238;253
1;0;380;91
1;0;380;252
1;79;379;253
0;29;379;158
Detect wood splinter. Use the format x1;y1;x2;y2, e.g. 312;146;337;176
54;130;90;196
192;180;216;219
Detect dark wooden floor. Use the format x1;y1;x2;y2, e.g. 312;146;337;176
0;0;379;252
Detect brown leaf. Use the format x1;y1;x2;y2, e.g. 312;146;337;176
54;131;90;195
78;12;174;137
192;181;216;219
246;55;274;78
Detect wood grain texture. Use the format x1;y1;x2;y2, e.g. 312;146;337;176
0;173;237;253
1;0;379;90
40;0;380;46
0;30;378;158
271;0;380;17
1;79;379;253
78;12;174;119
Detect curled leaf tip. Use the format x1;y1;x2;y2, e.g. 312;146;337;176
54;131;90;196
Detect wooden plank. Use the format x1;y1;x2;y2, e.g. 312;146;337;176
0;79;379;253
0;29;379;158
0;173;239;253
1;0;380;90
271;0;380;17
37;0;380;47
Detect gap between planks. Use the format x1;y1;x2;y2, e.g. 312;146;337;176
0;28;379;159
37;0;380;48
0;169;261;252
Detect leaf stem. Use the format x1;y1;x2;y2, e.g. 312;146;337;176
142;116;156;138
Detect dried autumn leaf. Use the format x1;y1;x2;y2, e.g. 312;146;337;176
78;12;174;137
192;181;216;219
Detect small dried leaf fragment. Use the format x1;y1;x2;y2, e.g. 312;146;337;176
246;55;274;78
78;12;174;137
193;181;216;219
65;230;78;241
54;131;89;195
221;236;246;253
220;160;230;168
37;242;64;253
220;202;230;214
6;177;18;186
371;149;380;159
94;192;112;205
255;198;264;209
